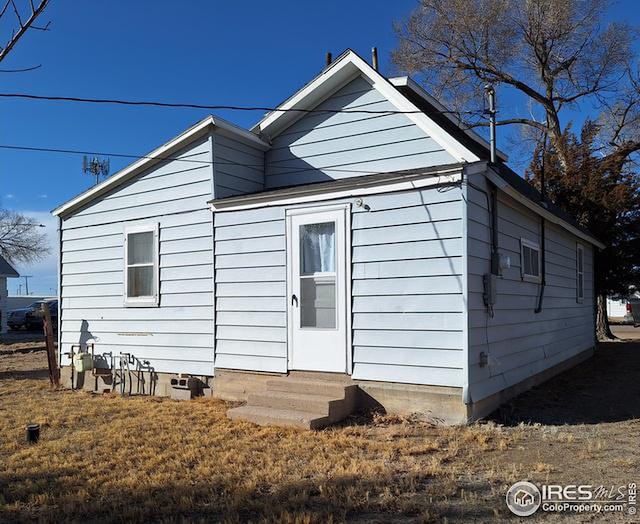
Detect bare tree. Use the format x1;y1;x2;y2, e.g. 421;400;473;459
0;209;49;263
393;0;640;341
0;1;52;264
392;0;639;170
0;0;51;65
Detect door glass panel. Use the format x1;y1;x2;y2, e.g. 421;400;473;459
301;276;336;328
300;222;335;275
299;221;336;329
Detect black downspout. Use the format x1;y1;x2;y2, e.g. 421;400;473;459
535;135;547;314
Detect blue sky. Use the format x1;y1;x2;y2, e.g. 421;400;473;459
1;0;638;294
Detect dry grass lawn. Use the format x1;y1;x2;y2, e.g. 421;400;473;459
1;335;639;523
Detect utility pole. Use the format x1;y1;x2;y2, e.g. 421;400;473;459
22;275;33;295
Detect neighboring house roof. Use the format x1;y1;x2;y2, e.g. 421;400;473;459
52;115;270;217
0;255;19;277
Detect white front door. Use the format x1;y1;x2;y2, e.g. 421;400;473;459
287;206;348;373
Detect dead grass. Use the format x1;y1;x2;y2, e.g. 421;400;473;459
0;378;518;523
1;338;639;523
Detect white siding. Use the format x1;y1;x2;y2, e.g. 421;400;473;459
466;175;596;401
59;137;215;375
214;207;288;373
213;133;265;198
264;76;456;188
214;186;466;387
351;188;465;387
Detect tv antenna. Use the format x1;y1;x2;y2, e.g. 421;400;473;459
83;155;110;186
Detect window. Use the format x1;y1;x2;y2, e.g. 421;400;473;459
520;238;541;282
576;244;584;302
124;224;159;306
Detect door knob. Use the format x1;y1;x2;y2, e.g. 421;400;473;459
291;294;298;307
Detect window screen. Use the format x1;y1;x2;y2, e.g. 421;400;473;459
521;239;541;280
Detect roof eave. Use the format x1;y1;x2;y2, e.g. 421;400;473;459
52;116;269;217
484;164;605;249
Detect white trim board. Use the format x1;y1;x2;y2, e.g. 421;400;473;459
52;116;269;217
209;168;463;212
252;49;480;164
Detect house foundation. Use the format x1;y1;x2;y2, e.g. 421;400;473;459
57;345;595;426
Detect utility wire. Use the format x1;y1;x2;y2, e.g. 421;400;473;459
0;142;460;176
0;92;485;116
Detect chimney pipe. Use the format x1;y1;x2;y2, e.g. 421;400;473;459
325;52;332;67
371;47;379;71
484;85;497;163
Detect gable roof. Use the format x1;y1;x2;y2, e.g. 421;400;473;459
0;255;19;277
389;76;508;162
252;49;482;163
52;115;270;217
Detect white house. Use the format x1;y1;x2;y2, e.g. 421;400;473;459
0;255;19;334
52;50;603;426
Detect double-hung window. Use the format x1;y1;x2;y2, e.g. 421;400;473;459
576;243;584;303
520;238;541;282
124;224;159;306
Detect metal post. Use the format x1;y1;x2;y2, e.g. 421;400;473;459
484;85;497;163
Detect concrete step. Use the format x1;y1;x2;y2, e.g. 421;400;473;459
266;378;352;397
227;404;330;430
248;390;340;416
287;371;354;383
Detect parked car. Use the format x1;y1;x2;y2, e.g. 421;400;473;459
8;300;58;331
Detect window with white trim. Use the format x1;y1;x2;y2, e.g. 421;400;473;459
576;243;584;302
124;224;159;306
520;238;541;282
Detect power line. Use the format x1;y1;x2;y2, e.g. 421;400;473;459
0;92;485;116
0;142;466;176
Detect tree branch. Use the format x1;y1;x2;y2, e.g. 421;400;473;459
0;0;49;64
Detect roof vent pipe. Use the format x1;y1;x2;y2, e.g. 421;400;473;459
371;47;379;71
325;52;332;67
484;85;497;163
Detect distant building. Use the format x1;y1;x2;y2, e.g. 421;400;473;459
0;255;19;333
607;287;639;322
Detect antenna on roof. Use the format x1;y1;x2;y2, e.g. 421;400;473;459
371;47;379;71
83;155;110;186
325;51;332;67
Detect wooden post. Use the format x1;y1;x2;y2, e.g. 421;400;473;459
40;303;59;387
